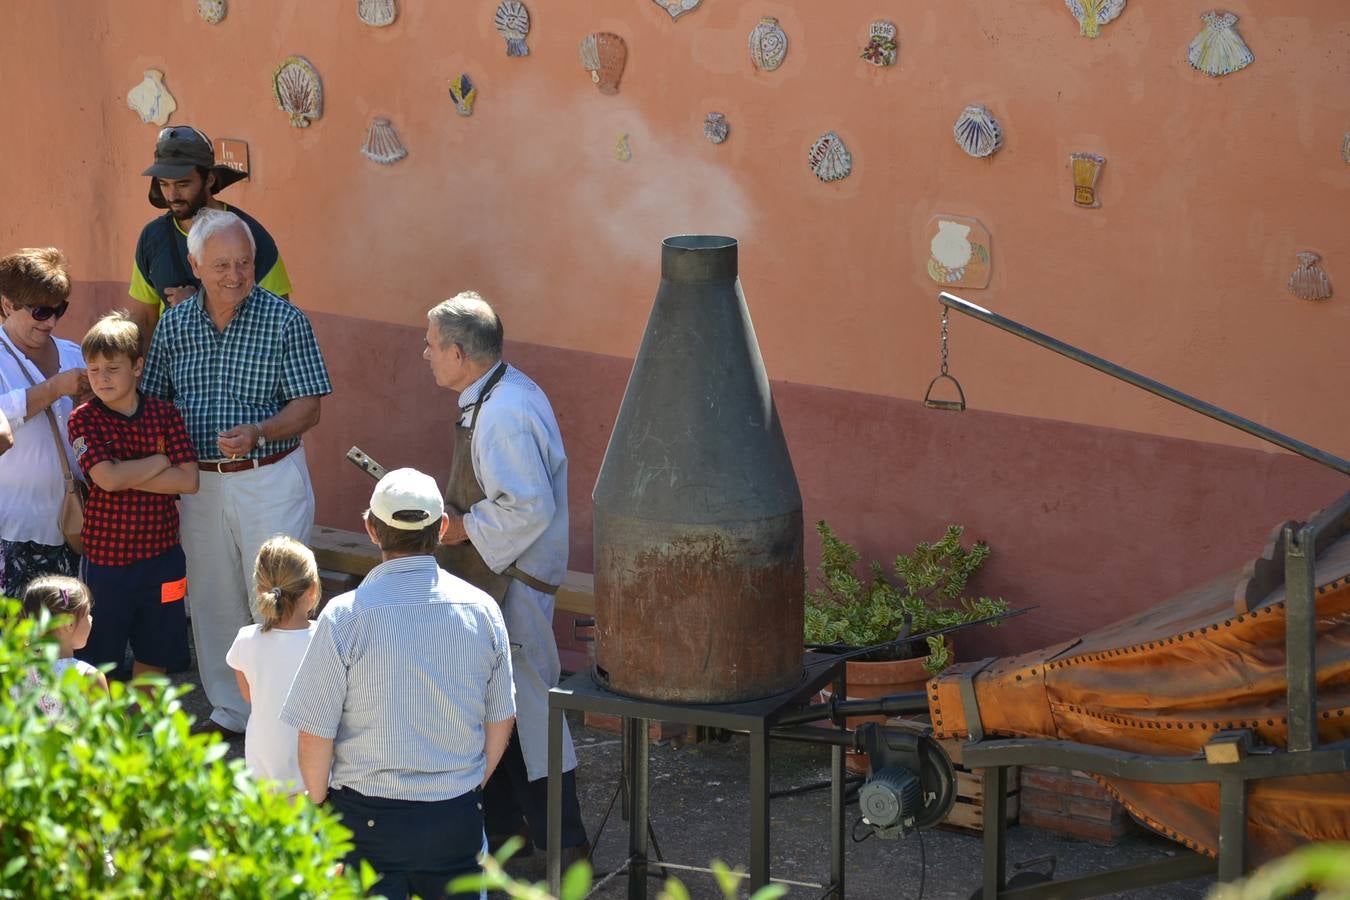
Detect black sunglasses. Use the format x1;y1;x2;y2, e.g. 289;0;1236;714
26;301;70;322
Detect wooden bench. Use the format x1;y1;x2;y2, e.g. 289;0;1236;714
309;525;595;616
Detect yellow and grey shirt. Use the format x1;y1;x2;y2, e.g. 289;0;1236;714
128;204;291;312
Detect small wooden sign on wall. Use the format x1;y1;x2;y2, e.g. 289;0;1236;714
214;138;250;180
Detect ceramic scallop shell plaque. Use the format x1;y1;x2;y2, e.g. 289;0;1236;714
704;112;729;144
273;56;322;127
357;0;397;27
361;117;407;164
197;0;226;25
926;215;992;289
1188;10;1253;77
1288;252;1332;301
748;17;788;72
953;104;1003;158
579;33;627;95
653;0;700;20
127;70;177;126
1065;0;1125;38
808;132;852;182
494;1;530;57
860;21;898;67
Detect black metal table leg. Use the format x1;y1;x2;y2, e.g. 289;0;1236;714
982;765;1008;898
749;723;770;890
1216;772;1249;882
830;666;846;899
547;704;564;895
629;716;651;900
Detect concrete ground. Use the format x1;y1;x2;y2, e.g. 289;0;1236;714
172;655;1214;900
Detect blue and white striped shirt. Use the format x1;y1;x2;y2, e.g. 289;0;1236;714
140;285;332;461
280;555;515;802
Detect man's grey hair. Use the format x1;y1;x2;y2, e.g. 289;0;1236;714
427;291;504;362
186;208;256;261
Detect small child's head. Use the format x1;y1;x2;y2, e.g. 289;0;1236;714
21;575;93;651
81;311;143;408
254;535;320;632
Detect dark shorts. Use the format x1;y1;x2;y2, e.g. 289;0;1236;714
78;544;189;672
329;785;485;899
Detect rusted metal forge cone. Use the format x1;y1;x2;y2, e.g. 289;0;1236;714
592;235;805;703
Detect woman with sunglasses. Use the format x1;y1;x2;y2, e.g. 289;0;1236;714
0;247;89;597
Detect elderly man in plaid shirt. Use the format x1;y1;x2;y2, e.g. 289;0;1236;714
141;207;331;736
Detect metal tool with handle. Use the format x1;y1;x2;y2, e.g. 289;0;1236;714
346;446;388;481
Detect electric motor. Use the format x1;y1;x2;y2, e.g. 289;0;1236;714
860;766;923;837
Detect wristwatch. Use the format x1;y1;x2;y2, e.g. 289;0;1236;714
253;424;266;450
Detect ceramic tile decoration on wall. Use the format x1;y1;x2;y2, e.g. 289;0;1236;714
197;0;226;25
214;138;249;180
494;2;531;57
704;112;729;144
926;215;992;289
748;17;788;72
357;0;397;27
273;56;322;127
579;33;627;95
1288;252;1333;301
653;0;700;21
953;104;1003;158
1341;133;1349;163
127;70;177;126
1065;0;1125;39
1188;10;1253;77
449;74;477;117
807;131;852;182
1070;152;1106;208
361;117;407;164
615;133;632;162
860;21;898;67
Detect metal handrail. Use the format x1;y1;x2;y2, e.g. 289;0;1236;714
937;292;1350;477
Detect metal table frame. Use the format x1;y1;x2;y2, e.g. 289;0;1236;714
547;657;848;898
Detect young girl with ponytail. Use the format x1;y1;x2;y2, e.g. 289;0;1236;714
225;535;320;793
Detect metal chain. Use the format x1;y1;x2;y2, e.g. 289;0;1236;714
939;308;950;376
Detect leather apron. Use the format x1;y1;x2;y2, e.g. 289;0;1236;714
435;363;561;602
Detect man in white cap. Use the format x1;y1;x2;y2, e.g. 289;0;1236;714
282;467;516;899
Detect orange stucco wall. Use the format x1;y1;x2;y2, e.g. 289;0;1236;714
4;2;1347;656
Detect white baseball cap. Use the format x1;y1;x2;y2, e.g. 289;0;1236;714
369;468;445;530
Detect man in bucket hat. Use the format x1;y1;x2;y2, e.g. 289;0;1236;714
126;125;291;347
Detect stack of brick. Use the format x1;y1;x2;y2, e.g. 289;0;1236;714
1018;766;1136;844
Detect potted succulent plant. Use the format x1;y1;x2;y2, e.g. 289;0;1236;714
805;521;1010;724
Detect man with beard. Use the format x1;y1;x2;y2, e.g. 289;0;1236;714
128;126;291;348
141;207;329;736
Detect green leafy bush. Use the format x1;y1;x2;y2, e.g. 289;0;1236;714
804;522;1009;672
451;840;787;900
0;599;375;898
1207;842;1350;900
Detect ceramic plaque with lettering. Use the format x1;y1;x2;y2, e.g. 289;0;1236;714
214;139;250;180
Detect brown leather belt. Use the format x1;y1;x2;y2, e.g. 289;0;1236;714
198;444;298;474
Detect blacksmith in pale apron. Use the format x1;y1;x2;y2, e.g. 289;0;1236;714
431;350;588;859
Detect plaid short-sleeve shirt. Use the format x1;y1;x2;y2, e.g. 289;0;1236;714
68;394;197;566
140;286;332;461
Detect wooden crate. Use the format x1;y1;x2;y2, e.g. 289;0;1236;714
939;763;1020;834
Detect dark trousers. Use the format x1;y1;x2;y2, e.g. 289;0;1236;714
329;786;485;899
483;726;588;851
